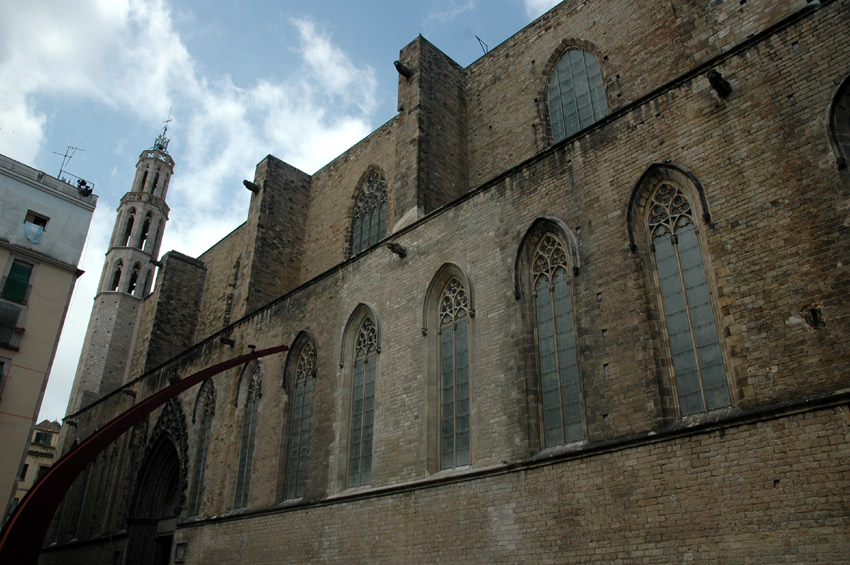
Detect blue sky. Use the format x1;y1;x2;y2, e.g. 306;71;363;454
0;0;560;421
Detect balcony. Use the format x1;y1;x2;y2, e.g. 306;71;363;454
0;300;26;350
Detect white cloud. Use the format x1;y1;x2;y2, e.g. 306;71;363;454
424;0;476;34
524;0;561;19
0;1;379;420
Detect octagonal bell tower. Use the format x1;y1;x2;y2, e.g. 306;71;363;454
67;128;174;413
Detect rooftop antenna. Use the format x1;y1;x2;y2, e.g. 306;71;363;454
53;146;84;179
475;35;489;55
51;146;94;195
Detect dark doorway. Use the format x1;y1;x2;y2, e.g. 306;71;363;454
126;436;181;565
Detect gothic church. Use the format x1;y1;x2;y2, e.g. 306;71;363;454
43;0;850;562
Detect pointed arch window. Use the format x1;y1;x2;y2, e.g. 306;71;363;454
109;261;123;292
234;366;261;508
127;263;141;295
348;317;377;487
350;170;387;256
189;381;215;516
285;341;314;499
548;49;608;143
439;277;470;469
122;209;135;246
138;213;152;250
532;233;584;446
648;183;730;415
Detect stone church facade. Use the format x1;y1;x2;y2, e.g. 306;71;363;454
44;0;850;562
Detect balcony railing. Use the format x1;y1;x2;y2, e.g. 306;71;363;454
0;299;26;350
0;325;24;350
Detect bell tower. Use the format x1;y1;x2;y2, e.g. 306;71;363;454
66;128;174;413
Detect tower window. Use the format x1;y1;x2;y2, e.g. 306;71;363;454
110;261;123;292
122;210;135;247
138;213;152;250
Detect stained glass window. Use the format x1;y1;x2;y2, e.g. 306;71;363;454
439;277;470;469
348;317;377;487
189;381;215;516
648;183;730;415
533;234;584;446
351;170;388;255
548;49;608;144
234;368;261;508
285;342;315;498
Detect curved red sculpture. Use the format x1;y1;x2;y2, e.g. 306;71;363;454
0;344;287;564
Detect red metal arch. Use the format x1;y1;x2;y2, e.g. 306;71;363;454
0;345;287;564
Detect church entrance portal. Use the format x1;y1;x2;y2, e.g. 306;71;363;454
126;436;181;565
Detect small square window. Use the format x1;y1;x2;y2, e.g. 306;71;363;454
23;211;49;244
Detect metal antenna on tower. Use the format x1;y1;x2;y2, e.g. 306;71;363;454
476;35;489;55
53;146;84;179
162;105;173;137
154;106;173;153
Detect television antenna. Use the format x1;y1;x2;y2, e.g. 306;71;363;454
475;35;489;55
53;146;84;179
52;146;94;195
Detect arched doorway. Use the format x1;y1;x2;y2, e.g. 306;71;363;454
126;434;181;565
126;434;181;564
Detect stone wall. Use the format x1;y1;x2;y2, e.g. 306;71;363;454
43;0;850;563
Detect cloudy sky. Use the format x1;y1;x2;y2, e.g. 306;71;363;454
0;0;561;422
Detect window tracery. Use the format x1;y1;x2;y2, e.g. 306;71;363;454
348;317;377;487
234;367;261;508
532;234;584;446
439;277;470;469
351;170;387;255
647;183;730;415
285;341;314;499
189;382;215;516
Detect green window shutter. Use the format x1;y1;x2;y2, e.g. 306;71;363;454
3;262;32;303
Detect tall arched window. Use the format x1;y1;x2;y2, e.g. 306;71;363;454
532;233;584;445
189;381;215;516
285;340;314;499
350;170;388;256
127;263;141;295
828;73;850;170
348;317;377;487
109;260;123;292
548;49;608;143
438;277;471;469
121;209;135;246
647;183;730;415
234;365;261;508
138;213;152;250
